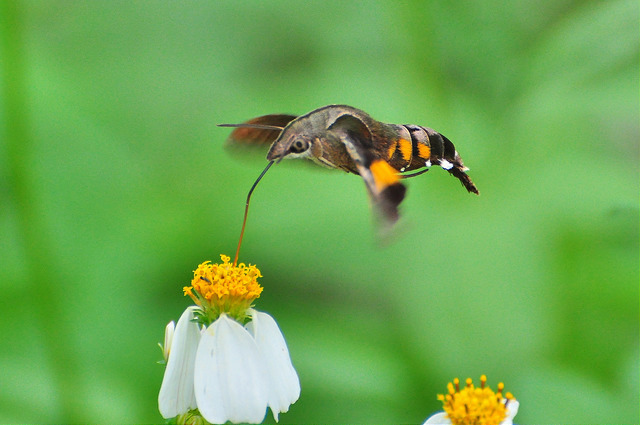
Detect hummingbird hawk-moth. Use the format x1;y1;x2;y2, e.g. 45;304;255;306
220;104;478;227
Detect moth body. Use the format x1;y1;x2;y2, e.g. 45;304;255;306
223;105;478;225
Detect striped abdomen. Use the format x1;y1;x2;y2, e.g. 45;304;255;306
383;124;479;194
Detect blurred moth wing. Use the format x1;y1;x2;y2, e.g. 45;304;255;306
223;114;297;151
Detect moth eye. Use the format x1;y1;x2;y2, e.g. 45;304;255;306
289;139;310;154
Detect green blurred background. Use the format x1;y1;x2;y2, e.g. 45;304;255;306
1;1;638;423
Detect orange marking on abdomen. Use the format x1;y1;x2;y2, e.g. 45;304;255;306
398;139;413;161
386;144;396;160
417;143;431;160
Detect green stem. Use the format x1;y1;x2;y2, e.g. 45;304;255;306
1;2;80;422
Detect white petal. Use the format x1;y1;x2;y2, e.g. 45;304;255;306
162;320;175;362
246;309;300;421
502;399;519;425
422;412;451;424
158;306;201;418
194;314;268;424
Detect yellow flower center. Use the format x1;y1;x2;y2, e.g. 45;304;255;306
183;254;263;323
437;375;515;425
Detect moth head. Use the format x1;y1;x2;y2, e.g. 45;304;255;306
266;121;314;162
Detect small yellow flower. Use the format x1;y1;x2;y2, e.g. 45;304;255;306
183;254;263;323
424;375;518;425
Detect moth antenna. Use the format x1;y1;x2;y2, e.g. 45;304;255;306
233;161;275;266
218;123;285;131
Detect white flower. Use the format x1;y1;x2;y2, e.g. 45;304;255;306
160;256;300;423
423;376;519;425
159;307;300;424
